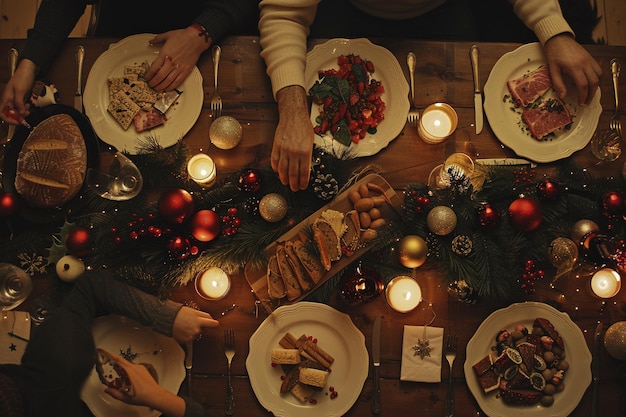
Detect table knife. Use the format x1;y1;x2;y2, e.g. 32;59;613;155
6;48;18;141
371;315;382;414
185;340;193;395
590;321;602;417
470;45;483;134
74;45;85;112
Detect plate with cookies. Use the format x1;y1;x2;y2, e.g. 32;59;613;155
244;173;403;304
246;302;369;417
1;104;100;222
83;34;203;154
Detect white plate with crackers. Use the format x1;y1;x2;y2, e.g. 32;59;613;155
464;302;591;417
84;34;203;154
246;302;368;417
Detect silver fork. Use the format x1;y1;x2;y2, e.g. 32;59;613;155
609;58;622;138
224;328;235;416
444;333;458;417
406;52;420;127
210;45;223;119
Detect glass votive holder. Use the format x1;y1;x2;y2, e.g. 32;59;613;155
187;153;216;185
418;103;458;144
195;267;231;300
590;267;621;298
385;275;422;313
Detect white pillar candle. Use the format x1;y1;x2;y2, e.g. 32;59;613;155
187;153;216;184
418;103;458;144
195;267;231;300
385;276;422;313
590;268;621;298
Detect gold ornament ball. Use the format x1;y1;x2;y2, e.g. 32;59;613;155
259;193;288;222
427;206;457;235
548;237;579;268
398;235;428;268
570;219;599;244
209;116;243;149
604;321;626;361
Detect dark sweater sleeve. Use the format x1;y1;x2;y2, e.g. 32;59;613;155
194;0;259;42
20;0;87;74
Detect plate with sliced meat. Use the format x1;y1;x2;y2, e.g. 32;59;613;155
484;43;601;163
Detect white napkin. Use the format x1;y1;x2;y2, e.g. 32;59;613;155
400;325;443;383
0;311;31;364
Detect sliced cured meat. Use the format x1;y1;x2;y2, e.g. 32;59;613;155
507;65;552;107
521;98;572;139
133;108;167;133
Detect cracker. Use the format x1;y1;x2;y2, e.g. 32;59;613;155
107;91;140;130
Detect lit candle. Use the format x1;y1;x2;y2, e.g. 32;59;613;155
418;103;458;144
195;267;231;300
187;153;216;184
385;276;422;313
590;268;621;298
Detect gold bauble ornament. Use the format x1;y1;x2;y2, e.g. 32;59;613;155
604;321;626;361
427;206;457;235
570;219;599;244
549;237;579;268
259;193;288;222
398;235;428;268
209;116;243;149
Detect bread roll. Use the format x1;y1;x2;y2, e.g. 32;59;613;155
14;114;87;208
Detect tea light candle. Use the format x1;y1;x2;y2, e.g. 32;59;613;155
187;153;216;184
418;103;458;144
590;268;621;298
385;276;422;313
195;267;231;300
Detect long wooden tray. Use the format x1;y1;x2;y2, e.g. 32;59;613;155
244;173;403;303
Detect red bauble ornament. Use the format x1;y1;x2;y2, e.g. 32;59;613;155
536;178;560;201
477;202;501;227
0;191;20;217
158;189;195;224
600;190;624;216
190;209;221;242
508;197;542;232
167;236;191;259
238;168;262;192
66;226;92;257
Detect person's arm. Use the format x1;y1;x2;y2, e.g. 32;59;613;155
259;0;319;191
509;0;602;104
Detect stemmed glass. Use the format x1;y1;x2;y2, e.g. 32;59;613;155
428;152;475;190
86;151;143;201
0;263;33;313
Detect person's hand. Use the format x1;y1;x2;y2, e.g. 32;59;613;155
0;59;37;123
172;306;219;343
543;33;602;105
272;85;314;191
104;355;186;417
145;27;211;92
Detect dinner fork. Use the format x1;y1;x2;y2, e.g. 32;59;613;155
210;45;223;119
444;333;458;417
224;328;235;416
609;58;622;138
406;52;420;127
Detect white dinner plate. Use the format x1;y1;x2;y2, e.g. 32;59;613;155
484;43;601;163
305;38;409;157
464;302;591;417
246;302;369;417
80;314;185;417
84;34;204;154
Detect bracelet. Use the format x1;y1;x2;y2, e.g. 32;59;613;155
190;22;211;43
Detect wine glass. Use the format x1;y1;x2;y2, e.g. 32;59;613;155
0;263;33;312
428;152;475;190
86;151;143;201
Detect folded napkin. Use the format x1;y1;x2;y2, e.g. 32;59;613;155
0;311;31;365
400;325;443;383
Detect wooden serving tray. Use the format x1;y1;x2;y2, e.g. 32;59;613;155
244;173;403;303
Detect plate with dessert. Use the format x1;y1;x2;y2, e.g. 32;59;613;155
484;42;601;163
464;301;591;417
244;173;403;304
246;302;368;417
84;34;203;154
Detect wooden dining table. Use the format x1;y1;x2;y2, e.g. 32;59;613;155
2;35;626;417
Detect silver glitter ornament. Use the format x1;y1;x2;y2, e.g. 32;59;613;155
259;193;288;222
426;206;457;236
